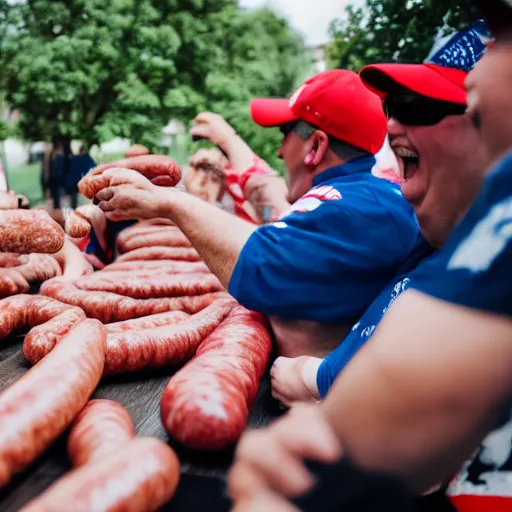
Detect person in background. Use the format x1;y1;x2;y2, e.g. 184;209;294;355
67;144;96;209
228;8;512;512
269;21;491;406
94;69;431;361
49;140;72;210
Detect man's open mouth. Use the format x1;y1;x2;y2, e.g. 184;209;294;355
394;148;420;181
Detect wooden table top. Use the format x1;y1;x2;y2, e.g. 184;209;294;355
0;336;282;511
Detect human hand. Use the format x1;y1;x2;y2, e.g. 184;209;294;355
0;191;20;210
271;357;322;407
243;173;290;223
93;168;170;222
232;490;302;512
190;112;236;151
228;404;342;504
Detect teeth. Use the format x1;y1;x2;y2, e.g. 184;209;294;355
394;147;418;159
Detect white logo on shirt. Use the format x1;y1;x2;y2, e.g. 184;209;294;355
448;197;512;273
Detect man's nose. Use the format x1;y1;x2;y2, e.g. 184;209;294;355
387;116;406;137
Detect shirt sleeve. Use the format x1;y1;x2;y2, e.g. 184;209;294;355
228;186;418;323
411;154;512;318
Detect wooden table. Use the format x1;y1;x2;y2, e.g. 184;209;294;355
0;336;283;511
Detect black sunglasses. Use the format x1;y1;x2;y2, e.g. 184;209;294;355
383;95;467;126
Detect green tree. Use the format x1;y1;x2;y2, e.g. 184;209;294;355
0;1;310;171
327;0;480;72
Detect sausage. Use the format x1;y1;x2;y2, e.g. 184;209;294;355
117;229;193;254
0;210;65;254
106;310;190;334
102;260;209;274
64;209;91;239
0;295;86;353
41;278;228;323
68;400;136;468
20;437;180;512
0;269;30;298
115;246;202;263
160;306;272;451
75;273;223;299
105;298;235;374
0;319;105;487
78;155;182;199
115;224;178;251
124;144;150;158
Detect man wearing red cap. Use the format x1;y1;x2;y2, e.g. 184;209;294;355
92;70;429;358
229;8;512;512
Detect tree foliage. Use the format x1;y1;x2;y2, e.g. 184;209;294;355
327;0;480;72
0;0;310;170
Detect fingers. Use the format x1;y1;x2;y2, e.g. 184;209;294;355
233;430;316;498
232;490;301;512
95;188;115;202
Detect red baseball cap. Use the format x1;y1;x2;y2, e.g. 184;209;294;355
250;70;387;155
360;21;491;105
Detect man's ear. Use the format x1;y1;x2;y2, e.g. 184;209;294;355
304;131;329;168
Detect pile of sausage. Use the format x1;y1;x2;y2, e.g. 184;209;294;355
0;157;274;510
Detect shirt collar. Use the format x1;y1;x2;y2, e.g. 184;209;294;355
313;156;376;186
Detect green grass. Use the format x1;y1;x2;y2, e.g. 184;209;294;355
7;162;44;206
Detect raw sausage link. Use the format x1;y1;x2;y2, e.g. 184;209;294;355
75;273;223;299
68;400;135;468
160;306;272;451
0;269;29;298
24;308;88;365
78;155;182;199
0;210;65;254
64;210;91;239
105;298;236;374
0;294;86;348
106;310;190;334
115;246;202;263
102;260;210;274
117;229;193;254
20;437;179;512
41;278;227;323
115;224;179;251
0;319;105;487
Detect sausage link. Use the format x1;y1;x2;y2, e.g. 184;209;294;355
117;229;193;254
0;210;65;254
115;224;178;252
161;306;272;451
64;210;92;239
105;298;235;374
0;269;30;298
102;260;209;274
41;278;227;323
78;155;182;199
0;319;105;487
106;310;190;334
68;400;136;468
75;273;223;299
20;437;179;512
115;246;202;263
0;294;85;346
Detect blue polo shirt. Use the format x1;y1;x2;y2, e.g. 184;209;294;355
228;156;432;324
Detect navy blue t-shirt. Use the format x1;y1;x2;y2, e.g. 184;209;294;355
317;243;435;397
229;156;430;324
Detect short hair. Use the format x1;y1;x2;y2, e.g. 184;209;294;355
294;120;374;161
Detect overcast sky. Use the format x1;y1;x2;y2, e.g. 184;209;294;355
239;0;362;46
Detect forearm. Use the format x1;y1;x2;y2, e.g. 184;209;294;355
159;189;257;287
221;134;257;175
320;292;512;492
